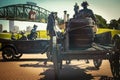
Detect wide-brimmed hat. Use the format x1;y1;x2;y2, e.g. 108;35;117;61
81;1;89;7
33;24;38;28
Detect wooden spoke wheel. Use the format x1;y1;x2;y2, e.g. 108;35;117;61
93;59;102;69
46;51;52;61
110;36;120;79
109;53;119;80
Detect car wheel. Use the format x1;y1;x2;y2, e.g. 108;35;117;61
14;53;23;59
2;47;15;61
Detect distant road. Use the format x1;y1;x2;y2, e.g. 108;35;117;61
0;52;113;80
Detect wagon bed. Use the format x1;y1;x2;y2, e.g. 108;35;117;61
51;35;119;80
50;18;120;80
60;44;113;60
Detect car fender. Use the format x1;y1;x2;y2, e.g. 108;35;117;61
1;44;18;53
113;34;120;40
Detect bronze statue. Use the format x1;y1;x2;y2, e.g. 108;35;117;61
74;3;79;16
28;24;38;40
11;32;16;40
78;1;97;23
46;12;55;36
18;31;28;40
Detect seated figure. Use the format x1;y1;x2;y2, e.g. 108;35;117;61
28;24;38;40
11;32;16;40
78;1;97;23
18;31;28;40
76;1;98;33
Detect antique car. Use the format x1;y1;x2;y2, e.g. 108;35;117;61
0;38;49;60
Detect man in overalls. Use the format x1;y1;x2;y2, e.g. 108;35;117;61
43;12;55;65
78;1;98;63
78;1;97;23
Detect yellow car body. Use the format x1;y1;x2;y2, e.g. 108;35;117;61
0;28;120;39
97;28;120;38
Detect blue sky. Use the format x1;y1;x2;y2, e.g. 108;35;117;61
0;0;120;31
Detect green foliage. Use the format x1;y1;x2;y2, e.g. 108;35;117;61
95;14;120;30
95;14;107;28
108;18;120;30
118;18;120;24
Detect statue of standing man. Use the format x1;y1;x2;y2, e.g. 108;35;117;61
74;3;79;17
46;12;55;36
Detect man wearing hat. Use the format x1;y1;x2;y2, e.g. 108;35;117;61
78;1;97;23
28;24;38;40
46;12;55;36
74;3;79;17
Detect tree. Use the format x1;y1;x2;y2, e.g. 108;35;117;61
118;18;120;24
95;14;107;28
117;18;120;29
109;19;119;29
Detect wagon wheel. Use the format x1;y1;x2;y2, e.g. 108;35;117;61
93;59;102;69
109;37;120;79
52;36;61;80
109;53;119;80
113;35;120;51
14;53;23;59
2;47;15;60
46;45;52;61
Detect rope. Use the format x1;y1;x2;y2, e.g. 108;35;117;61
68;24;94;32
